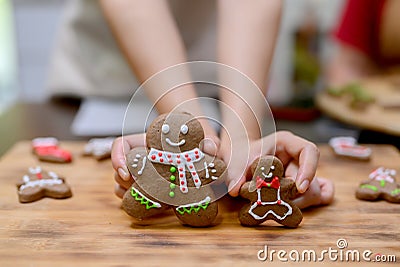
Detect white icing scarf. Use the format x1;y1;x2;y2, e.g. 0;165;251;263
148;147;204;193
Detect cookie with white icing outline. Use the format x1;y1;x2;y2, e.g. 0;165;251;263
356;167;400;203
329;136;371;161
32;137;72;163
17;166;72;203
122;112;226;227
83;137;115;160
239;156;302;228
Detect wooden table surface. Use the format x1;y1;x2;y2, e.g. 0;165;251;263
0;142;399;266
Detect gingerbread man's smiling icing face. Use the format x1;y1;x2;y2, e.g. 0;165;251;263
147;112;204;153
250;156;284;191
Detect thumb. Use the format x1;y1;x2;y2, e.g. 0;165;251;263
201;135;220;156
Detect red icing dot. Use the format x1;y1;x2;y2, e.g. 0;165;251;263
177;155;180;158
177;160;181;164
187;158;191;162
160;158;164;163
37;173;43;179
151;155;156;160
169;160;173;163
179;167;183;171
167;154;171;158
195;179;199;183
189;165;193;169
185;154;189;158
158;152;162;157
180;173;184;178
195;150;199;154
277;200;281;205
192;172;196;176
182;187;186;191
181;181;185;185
195;155;199;159
257;200;261;205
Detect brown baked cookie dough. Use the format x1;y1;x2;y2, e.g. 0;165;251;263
17;166;72;203
122;112;226;227
356;167;400;203
239;155;302;228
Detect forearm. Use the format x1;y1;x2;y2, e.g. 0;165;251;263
217;0;282;140
99;0;214;134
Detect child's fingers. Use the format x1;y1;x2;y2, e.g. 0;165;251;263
111;137;131;181
114;183;127;199
114;171;133;190
317;177;335;205
111;134;146;181
291;177;321;209
228;175;246;197
276;131;319;193
201;135;220;156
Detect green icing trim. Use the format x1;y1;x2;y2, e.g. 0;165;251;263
380;180;386;187
360;184;378;192
176;196;211;215
130;187;161;210
391;188;400;196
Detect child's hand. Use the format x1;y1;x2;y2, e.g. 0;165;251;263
111;134;146;198
292;177;334;209
220;131;319;196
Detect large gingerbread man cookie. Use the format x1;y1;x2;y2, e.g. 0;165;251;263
17;166;72;203
356;167;400;203
239;156;302;228
122;112;226;227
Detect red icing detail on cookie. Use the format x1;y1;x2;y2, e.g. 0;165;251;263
187;158;191;162
151;155;156;160
195;179;199;183
36;173;43;179
180;173;184;178
277;200;281;205
35;146;72;162
189;165;193;169
257;200;261;205
181;181;185;185
192;172;196;176
179;168;183;171
158;152;162;157
167;154;171;158
177;155;180;158
195;155;199;159
177;160;181;164
160;158;164;163
195;150;199;154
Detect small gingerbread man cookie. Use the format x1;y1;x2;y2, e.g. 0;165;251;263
239;156;302;228
356;167;400;203
17;166;72;203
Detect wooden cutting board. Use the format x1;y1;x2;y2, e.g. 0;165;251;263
316;77;400;136
0;142;399;266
